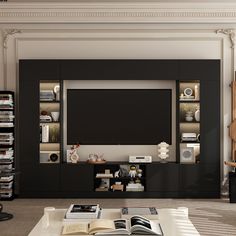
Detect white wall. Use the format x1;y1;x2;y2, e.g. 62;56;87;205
0;2;235;185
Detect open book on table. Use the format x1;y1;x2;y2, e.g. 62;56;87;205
61;215;163;235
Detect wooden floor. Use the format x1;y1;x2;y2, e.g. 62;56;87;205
1;198;236;236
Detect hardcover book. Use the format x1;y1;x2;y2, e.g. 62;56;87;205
121;207;158;220
65;204;100;219
62;215;163;235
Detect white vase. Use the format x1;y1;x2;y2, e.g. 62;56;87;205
195;108;200;122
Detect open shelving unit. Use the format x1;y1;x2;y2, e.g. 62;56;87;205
94;163;146;193
39;81;61;164
178;81;200;164
0;91;15;200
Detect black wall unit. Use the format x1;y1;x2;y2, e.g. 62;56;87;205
19;59;220;198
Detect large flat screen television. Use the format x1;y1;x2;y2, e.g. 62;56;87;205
67;89;172;145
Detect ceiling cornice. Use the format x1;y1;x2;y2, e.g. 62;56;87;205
1;2;236;24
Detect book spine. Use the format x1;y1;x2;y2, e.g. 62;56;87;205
42;124;49;143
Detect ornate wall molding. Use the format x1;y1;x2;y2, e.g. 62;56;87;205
2;2;236;23
216;29;236;49
3;29;21;49
2;29;21;89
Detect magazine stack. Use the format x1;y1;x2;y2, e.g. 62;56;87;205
0;91;15;200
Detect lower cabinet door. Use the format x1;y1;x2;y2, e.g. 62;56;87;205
146;163;179;192
61;164;93;192
20;164;60;194
179;164;220;197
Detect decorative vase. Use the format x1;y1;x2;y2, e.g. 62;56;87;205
195;107;200;122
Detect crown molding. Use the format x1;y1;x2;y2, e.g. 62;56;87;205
1;2;236;23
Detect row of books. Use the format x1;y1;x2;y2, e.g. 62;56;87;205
62;205;162;235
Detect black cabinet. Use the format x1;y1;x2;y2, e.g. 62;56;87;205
61;164;93;192
179;164;220;197
146;163;179;192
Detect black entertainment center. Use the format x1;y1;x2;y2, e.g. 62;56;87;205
18;59;220;198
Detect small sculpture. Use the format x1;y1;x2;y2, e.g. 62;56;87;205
68;143;80;163
137;169;143;178
129;165;137;178
158;142;169;163
114;169;120;178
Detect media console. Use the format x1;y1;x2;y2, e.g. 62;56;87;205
18;59;220;198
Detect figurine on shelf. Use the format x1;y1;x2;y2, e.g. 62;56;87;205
114;169;120;178
129;165;137;178
67;143;80;163
137;169;143;178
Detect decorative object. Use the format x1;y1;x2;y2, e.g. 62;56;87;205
50;125;58;143
114;170;120;178
185;111;194;122
51;111;59;122
54;85;60;101
119;165;129;177
111;184;124;191
67;143;80;163
157;142;169;163
194;105;200;122
180;147;195;163
184;87;193;97
197;134;200;142
87;153;106;164
129;165;137;178
137;169;143;178
194;84;200;100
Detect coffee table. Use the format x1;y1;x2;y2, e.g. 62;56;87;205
28;208;200;236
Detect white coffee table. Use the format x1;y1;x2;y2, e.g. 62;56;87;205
28;208;200;236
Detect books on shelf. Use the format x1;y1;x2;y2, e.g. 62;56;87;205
65;204;100;219
0;123;14;128
96;173;113;178
126;183;144;192
0;148;14;160
0;175;14;182
61;215;163;235
121;207;158;220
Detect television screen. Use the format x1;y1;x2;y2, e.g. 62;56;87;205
67;89;171;145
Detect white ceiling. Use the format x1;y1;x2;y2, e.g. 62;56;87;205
6;0;236;2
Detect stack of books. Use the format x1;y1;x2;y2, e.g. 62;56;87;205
0;133;14;145
65;204;100;220
0;94;13;109
0;148;14;164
